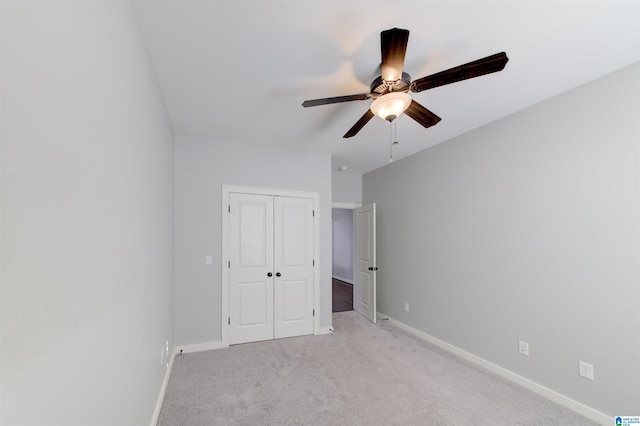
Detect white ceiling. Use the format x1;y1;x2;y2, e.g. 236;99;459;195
133;1;640;175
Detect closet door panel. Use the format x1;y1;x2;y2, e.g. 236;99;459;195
229;193;274;344
274;196;314;339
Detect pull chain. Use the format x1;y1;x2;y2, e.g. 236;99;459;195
389;120;399;163
389;121;394;163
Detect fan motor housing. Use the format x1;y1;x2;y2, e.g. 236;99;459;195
370;72;412;96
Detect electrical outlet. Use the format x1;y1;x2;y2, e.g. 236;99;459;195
518;340;529;356
579;361;594;380
205;255;213;265
404;302;409;312
165;341;170;368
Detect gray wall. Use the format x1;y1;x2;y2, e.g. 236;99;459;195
332;171;362;205
363;63;639;416
174;134;332;346
1;2;175;425
332;208;354;283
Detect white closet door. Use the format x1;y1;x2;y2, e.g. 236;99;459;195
229;193;274;344
273;196;315;339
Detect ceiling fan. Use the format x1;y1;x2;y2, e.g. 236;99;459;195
302;28;509;138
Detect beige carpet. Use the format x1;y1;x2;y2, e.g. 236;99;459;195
158;311;597;425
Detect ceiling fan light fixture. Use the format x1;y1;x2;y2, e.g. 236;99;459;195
370;92;411;122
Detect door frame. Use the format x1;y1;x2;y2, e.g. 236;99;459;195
221;185;320;347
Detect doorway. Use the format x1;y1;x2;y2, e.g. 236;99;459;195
332;207;353;312
331;203;377;322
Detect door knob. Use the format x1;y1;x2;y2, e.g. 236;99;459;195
267;272;273;277
368;267;379;271
276;272;281;277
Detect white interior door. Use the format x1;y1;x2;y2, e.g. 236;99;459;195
354;203;376;323
273;196;314;338
229;193;274;344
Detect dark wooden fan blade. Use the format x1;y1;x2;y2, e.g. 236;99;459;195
411;52;509;93
381;28;410;82
343;110;375;138
404;100;441;128
302;93;370;107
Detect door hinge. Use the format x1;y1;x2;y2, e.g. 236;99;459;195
228;205;230;213
228;317;230;325
228;261;230;268
313;259;315;266
312;210;315;217
313;309;315;317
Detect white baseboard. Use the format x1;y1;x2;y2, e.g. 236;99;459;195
176;340;226;354
377;312;611;426
332;276;354;285
150;348;177;426
316;326;334;335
